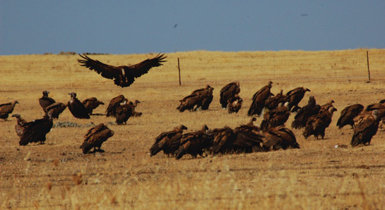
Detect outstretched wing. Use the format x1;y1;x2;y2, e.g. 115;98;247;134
78;54;122;80
126;53;167;78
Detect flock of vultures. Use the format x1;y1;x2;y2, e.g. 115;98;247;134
1;53;384;158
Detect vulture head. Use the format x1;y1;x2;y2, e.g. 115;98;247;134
12;114;21;118
305;88;311;92
68;92;77;99
268;81;273;87
42;90;49;96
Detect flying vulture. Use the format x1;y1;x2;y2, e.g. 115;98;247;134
78;53;167;87
220;82;240;109
150;125;188;157
80;123;114;154
0;101;19;120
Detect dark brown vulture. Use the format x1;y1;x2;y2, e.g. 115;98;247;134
150;125;188;157
78;53;166;87
177;85;214;112
210;126;236;154
336;104;364;129
39;90;55;112
227;95;243;113
175;125;213;159
365;101;385;111
231;120;264;153
264;90;286;110
320;100;335;111
106;95;127;117
220;82;240;109
285;87;310;112
303;106;337;139
291;96;321;129
0;101;19;120
351;110;385;147
45;102;67;119
82;97;104;115
248;81;273;116
67;92;90;119
115;100;140;125
12;114;53;146
80;123;114;154
260;102;290;131
262;126;300;151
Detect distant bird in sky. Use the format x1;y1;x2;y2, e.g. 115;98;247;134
173;24;178;28
78;53;167;87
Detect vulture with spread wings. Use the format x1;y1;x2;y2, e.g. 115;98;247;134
78;54;167;87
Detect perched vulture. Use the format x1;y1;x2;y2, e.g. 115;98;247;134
115;100;140;125
303;106;337;139
150;125;188;157
78;53;166;87
227;95;243;113
210;126;236;154
336;104;364;129
292;96;321;129
12;114;27;137
285;87;310;112
12;114;53;146
0;101;19;120
45;102;67;119
260;102;290;131
248;81;273;116
262;126;300;151
175;125;213;159
351;110;385;147
82;97;104;115
39;91;55;112
219;82;240;109
106;95;127;117
264;90;286;110
177;85;214;112
80;123;114;154
67;92;90;119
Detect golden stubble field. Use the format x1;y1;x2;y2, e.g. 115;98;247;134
1;49;385;209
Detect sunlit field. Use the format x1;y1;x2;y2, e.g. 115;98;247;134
1;49;385;209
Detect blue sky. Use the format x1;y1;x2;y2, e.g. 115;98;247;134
1;0;384;55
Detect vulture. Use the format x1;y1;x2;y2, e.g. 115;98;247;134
210;126;236;154
82;97;104;115
248;81;273;116
12;114;27;137
0;101;19;120
78;53;166;87
150;125;188;157
45;102;67;119
303;106;337;139
227;95;243;113
115;100;140;125
106;95;127;117
177;85;214;112
232;122;264;153
80;123;114;154
285;87;311;112
12;114;53;146
291;96;321;129
336;104;364;129
264;90;286;110
67;92;90;119
219;82;240;109
320;100;335;111
260;102;290;131
262;126;300;151
175;125;213;159
365;101;385;111
351;110;385;147
39;90;55;112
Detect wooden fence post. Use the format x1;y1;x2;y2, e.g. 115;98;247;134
178;58;182;86
366;50;371;83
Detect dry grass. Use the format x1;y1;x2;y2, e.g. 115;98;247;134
1;49;385;209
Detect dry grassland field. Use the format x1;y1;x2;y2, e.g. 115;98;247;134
1;49;385;209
